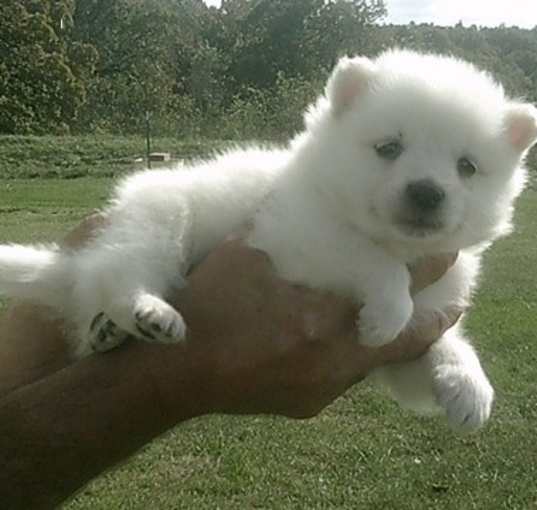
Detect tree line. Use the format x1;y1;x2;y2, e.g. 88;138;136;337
1;0;537;141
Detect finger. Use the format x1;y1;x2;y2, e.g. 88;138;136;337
342;305;463;381
409;252;458;295
374;306;463;366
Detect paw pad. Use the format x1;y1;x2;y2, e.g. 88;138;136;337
133;297;186;344
89;312;130;353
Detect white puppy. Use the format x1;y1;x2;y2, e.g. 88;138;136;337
1;50;536;431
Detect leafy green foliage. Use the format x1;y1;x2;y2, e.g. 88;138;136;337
2;1;537;142
72;0;180;133
383;23;537;101
0;0;95;134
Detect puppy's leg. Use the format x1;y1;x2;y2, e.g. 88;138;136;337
357;260;413;347
83;291;187;353
87;312;131;353
76;287;188;357
371;325;494;432
127;291;187;344
71;208;193;356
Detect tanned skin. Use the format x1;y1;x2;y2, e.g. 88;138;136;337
0;215;459;509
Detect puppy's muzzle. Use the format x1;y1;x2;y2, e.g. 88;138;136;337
405;179;446;212
394;179;447;236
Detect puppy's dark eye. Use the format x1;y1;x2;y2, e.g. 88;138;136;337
375;140;403;160
457;157;477;178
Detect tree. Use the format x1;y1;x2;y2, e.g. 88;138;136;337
303;0;387;68
0;0;94;134
73;0;180;133
3;0;537;139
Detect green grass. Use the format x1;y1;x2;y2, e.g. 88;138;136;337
0;135;229;179
1;141;536;509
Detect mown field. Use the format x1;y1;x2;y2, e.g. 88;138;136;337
1;137;537;509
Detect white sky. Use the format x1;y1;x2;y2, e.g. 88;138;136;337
385;0;537;28
203;0;537;29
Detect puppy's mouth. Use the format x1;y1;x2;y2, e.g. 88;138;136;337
395;217;445;238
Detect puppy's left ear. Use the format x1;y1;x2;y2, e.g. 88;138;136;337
503;103;537;153
326;56;376;117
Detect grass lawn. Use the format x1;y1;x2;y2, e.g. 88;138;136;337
0;135;229;179
1;137;537;509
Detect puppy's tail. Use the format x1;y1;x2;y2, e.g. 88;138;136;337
0;244;71;309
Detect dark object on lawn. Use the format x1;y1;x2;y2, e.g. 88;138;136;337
149;152;171;162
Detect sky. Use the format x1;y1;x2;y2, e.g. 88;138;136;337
203;0;537;29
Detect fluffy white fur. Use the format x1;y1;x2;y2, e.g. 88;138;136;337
1;49;536;432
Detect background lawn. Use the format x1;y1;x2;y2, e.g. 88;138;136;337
1;137;536;509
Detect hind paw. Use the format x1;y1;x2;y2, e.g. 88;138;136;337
88;312;130;353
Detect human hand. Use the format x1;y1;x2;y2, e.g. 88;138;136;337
3;213;460;421
156;238;460;419
0;218;459;510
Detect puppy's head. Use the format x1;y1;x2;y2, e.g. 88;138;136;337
304;50;537;253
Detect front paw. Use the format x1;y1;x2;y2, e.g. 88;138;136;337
358;295;413;347
133;294;187;344
433;364;494;432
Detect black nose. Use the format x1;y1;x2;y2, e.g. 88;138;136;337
405;180;446;211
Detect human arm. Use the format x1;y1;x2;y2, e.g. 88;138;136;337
0;235;459;509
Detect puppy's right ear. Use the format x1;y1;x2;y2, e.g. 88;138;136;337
326;56;376;117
